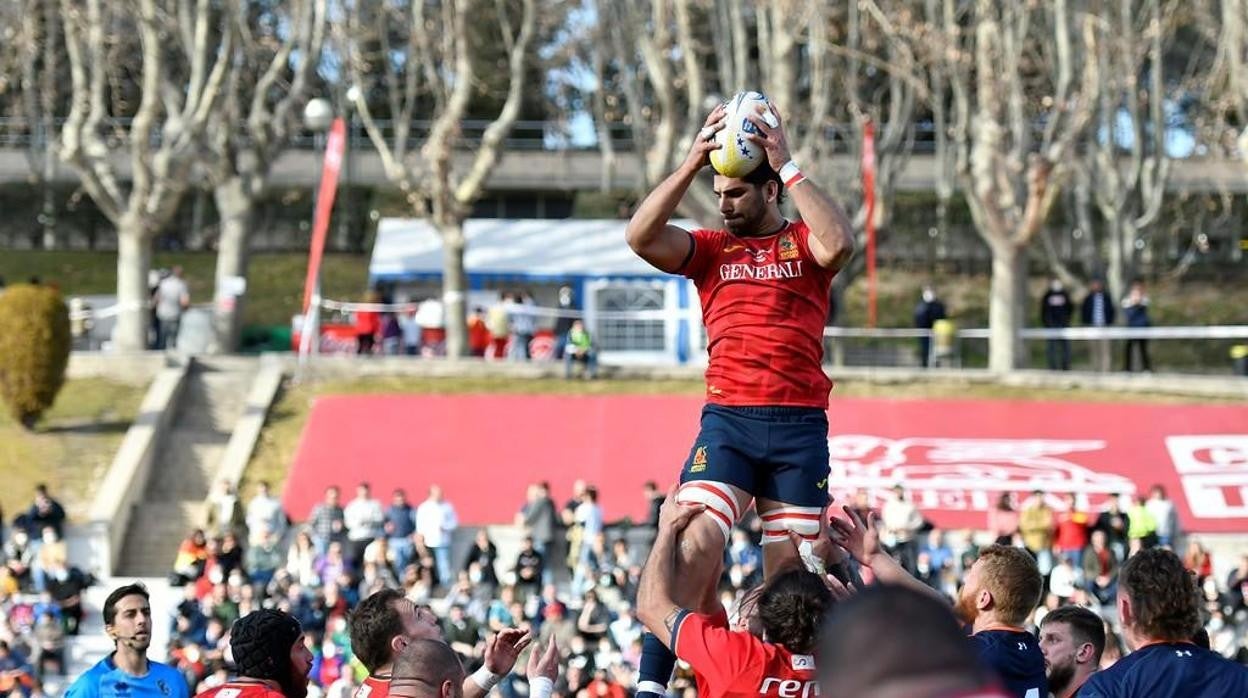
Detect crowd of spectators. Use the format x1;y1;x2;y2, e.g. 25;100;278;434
0;486;97;696
2;477;1246;698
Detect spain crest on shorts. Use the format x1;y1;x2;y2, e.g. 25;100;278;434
779;234;799;260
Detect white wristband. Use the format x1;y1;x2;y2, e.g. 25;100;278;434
778;160;802;186
471;667;503;691
529;676;555;698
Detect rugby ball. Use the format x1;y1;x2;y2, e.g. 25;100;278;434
709;91;779;178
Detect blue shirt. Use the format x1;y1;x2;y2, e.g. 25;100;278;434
1077;642;1248;698
971;629;1048;698
66;655;189;698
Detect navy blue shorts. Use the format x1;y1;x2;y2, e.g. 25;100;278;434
679;404;831;508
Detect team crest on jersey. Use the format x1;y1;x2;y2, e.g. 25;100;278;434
779;234;799;260
157;680;171;696
690;445;708;473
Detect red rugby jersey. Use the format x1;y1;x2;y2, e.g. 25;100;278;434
352;675;390;698
680;221;836;407
672;611;818;698
197;680;287;698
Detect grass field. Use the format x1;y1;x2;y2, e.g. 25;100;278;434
242;374;1237;498
0;378;147;522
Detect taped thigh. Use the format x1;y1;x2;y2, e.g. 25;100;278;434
676;481;743;543
759;505;824;546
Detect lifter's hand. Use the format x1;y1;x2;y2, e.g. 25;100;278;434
681;104;726;173
744;100;792;170
658;486;705;533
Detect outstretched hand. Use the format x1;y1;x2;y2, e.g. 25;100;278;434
827;505;882;566
526;637;560;681
743;100;792;170
484;628;533;675
682;104;726;172
784;498;846;568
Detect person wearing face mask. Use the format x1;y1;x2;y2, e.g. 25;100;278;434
67;584;190;698
914;286;947;368
1040;278;1073;370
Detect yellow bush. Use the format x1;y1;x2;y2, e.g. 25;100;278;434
0;284;71;428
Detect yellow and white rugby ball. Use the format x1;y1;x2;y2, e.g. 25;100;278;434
709;91;778;178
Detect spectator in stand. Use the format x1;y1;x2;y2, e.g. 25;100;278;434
33;527;68;593
919;529;954;579
914;285;947;368
443;603;484;665
881;485;923;573
247;528;285;591
462;529;500;590
641;482;664;530
1145;485;1180;549
1048;555;1079;605
1081;278;1116;373
537;603;577;660
400;306;421;356
315;542;352;590
1126;494;1158;553
1020;490;1056;577
467;307;492;358
1121;279;1153;372
1094;495;1131;563
206;480;243;537
486;296;512;359
381;489;416;575
308;486;345;555
552;286;577;361
344;483;385;566
847;490;875;530
172;529;209;586
154;266;190;351
576;590;611;643
32;610;64;680
513;537;543;599
246;481;287;546
508;292;537;361
3;528;35;591
563;320;597;379
286;531;320;588
0;640;36;698
726;529;761;590
988;492;1020;546
1226;554;1248;614
609;604;643;657
415;486;459;588
1184;540;1214;586
21;485;66;540
355;291;382;355
1081;530;1120;607
415;296;447;357
380;312;403;355
517;483;557;560
573;487;604;569
1054;493;1090;567
1040;278;1074;371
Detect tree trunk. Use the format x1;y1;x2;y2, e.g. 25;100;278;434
439;223;468;358
114;228;152;352
212;178;254;354
1106;218;1132;305
987;241;1026;372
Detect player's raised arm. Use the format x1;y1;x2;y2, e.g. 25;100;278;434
744;104;855;272
625;105;726;274
636;490;706;648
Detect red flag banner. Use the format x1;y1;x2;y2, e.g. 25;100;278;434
302;118;348;316
862;121;878;328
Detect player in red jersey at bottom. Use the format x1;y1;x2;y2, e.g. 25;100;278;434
197;609;313;698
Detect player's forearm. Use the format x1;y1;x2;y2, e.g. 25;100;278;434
866;552;946;602
790;179;855;270
625;164;699;252
637;527;681;643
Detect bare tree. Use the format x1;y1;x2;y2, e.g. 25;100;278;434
205;0;326;352
58;0;231;351
16;0;66;249
343;0;537;358
927;0;1098;371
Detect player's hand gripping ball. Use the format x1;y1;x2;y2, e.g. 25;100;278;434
709;91;779;178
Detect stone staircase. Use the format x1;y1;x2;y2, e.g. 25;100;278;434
117;357;258;576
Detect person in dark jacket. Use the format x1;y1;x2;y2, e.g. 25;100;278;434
914;286;947;368
1120;280;1152;372
1080;279;1117;372
1040;279;1073;370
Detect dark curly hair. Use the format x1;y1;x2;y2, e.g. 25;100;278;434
349;588;407;673
758;568;833;654
1119;547;1201;642
741;161;787;205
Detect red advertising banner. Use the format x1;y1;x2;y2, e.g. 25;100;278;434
301;118;347;316
283;395;1248;533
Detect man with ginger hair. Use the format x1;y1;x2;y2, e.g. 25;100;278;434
954;544;1047;698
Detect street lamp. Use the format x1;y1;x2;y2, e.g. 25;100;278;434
296;96;336;375
304;97;334;133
